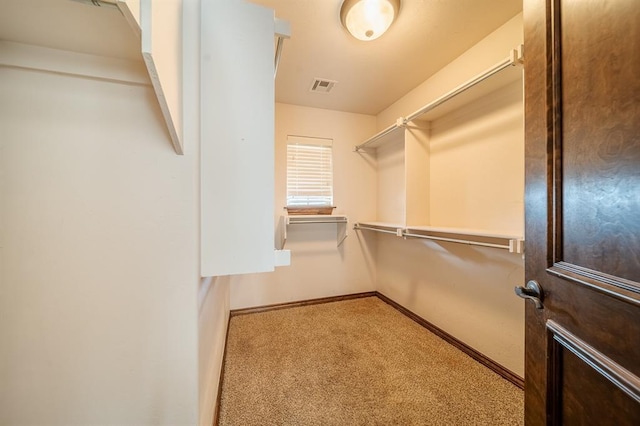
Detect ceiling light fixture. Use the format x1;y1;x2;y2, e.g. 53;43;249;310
340;0;401;41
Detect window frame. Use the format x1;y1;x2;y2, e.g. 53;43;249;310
286;135;334;208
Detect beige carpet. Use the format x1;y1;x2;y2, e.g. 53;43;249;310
218;296;524;425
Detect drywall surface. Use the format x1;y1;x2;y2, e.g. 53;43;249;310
429;79;524;234
373;13;525;377
198;277;230;426
376;236;525;376
376;136;406;224
181;2;231;424
230;103;378;309
377;13;523;130
0;56;199;424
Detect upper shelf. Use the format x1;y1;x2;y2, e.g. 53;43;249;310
355;45;524;152
123;0;184;155
0;0;184;155
0;0;141;61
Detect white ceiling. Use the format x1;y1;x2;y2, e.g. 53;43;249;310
251;0;522;115
0;0;522;116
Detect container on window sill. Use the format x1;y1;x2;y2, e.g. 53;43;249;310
285;206;336;215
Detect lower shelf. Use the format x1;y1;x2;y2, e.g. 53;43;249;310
282;215;349;248
354;221;524;253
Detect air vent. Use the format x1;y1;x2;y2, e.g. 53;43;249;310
309;78;337;94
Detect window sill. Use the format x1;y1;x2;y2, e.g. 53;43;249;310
285;206;336;215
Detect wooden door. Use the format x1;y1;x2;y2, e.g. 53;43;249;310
523;0;640;424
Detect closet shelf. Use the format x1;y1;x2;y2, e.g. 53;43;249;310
286;215;348;225
354;45;524;152
354;222;524;253
282;215;349;248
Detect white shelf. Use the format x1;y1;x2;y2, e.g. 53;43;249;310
283;215;349;248
353;46;525;254
355;222;524;253
354;124;404;151
355;46;523;152
406;225;522;241
413;64;523;122
286;215;348;225
0;0;184;155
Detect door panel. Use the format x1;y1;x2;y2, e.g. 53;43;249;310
523;0;640;424
557;0;640;282
547;321;639;426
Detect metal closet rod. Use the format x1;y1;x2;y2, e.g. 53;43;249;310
289;219;348;224
354;46;523;152
353;225;401;235
403;55;516;123
354;225;513;250
402;232;511;250
354;123;398;152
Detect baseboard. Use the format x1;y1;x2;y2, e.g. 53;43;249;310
229;291;378;317
375;292;524;389
212;314;232;426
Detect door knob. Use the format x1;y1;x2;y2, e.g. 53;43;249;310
515;280;544;309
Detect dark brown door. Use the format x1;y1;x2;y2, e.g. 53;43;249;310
522;0;640;424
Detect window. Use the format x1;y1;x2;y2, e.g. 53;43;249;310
286;136;333;206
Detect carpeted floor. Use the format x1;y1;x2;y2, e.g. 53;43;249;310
218;296;524;425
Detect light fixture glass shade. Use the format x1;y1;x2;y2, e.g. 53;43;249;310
340;0;400;41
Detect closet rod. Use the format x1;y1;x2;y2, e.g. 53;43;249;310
402;232;511;250
353;123;397;152
354;225;401;235
403;54;518;123
354;46;523;152
289;219;348;224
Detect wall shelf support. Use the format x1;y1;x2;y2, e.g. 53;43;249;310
283;215;349;248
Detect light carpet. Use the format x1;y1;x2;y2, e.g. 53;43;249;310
218;296;523;425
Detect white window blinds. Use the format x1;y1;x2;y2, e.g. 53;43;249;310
286;136;334;206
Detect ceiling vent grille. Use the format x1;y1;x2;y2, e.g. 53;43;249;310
309;78;337;94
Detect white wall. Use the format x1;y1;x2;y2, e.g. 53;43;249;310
227;14;526;376
230;103;378;309
181;1;232;423
429;80;524;234
373;14;525;377
0;49;199;424
377;13;524;130
376;136;406;224
198;277;230;426
376;236;525;375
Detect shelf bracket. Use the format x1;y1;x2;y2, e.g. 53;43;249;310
337;223;348;247
274;18;291;78
283;215;348;247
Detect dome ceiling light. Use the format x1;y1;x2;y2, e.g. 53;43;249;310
340;0;401;41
